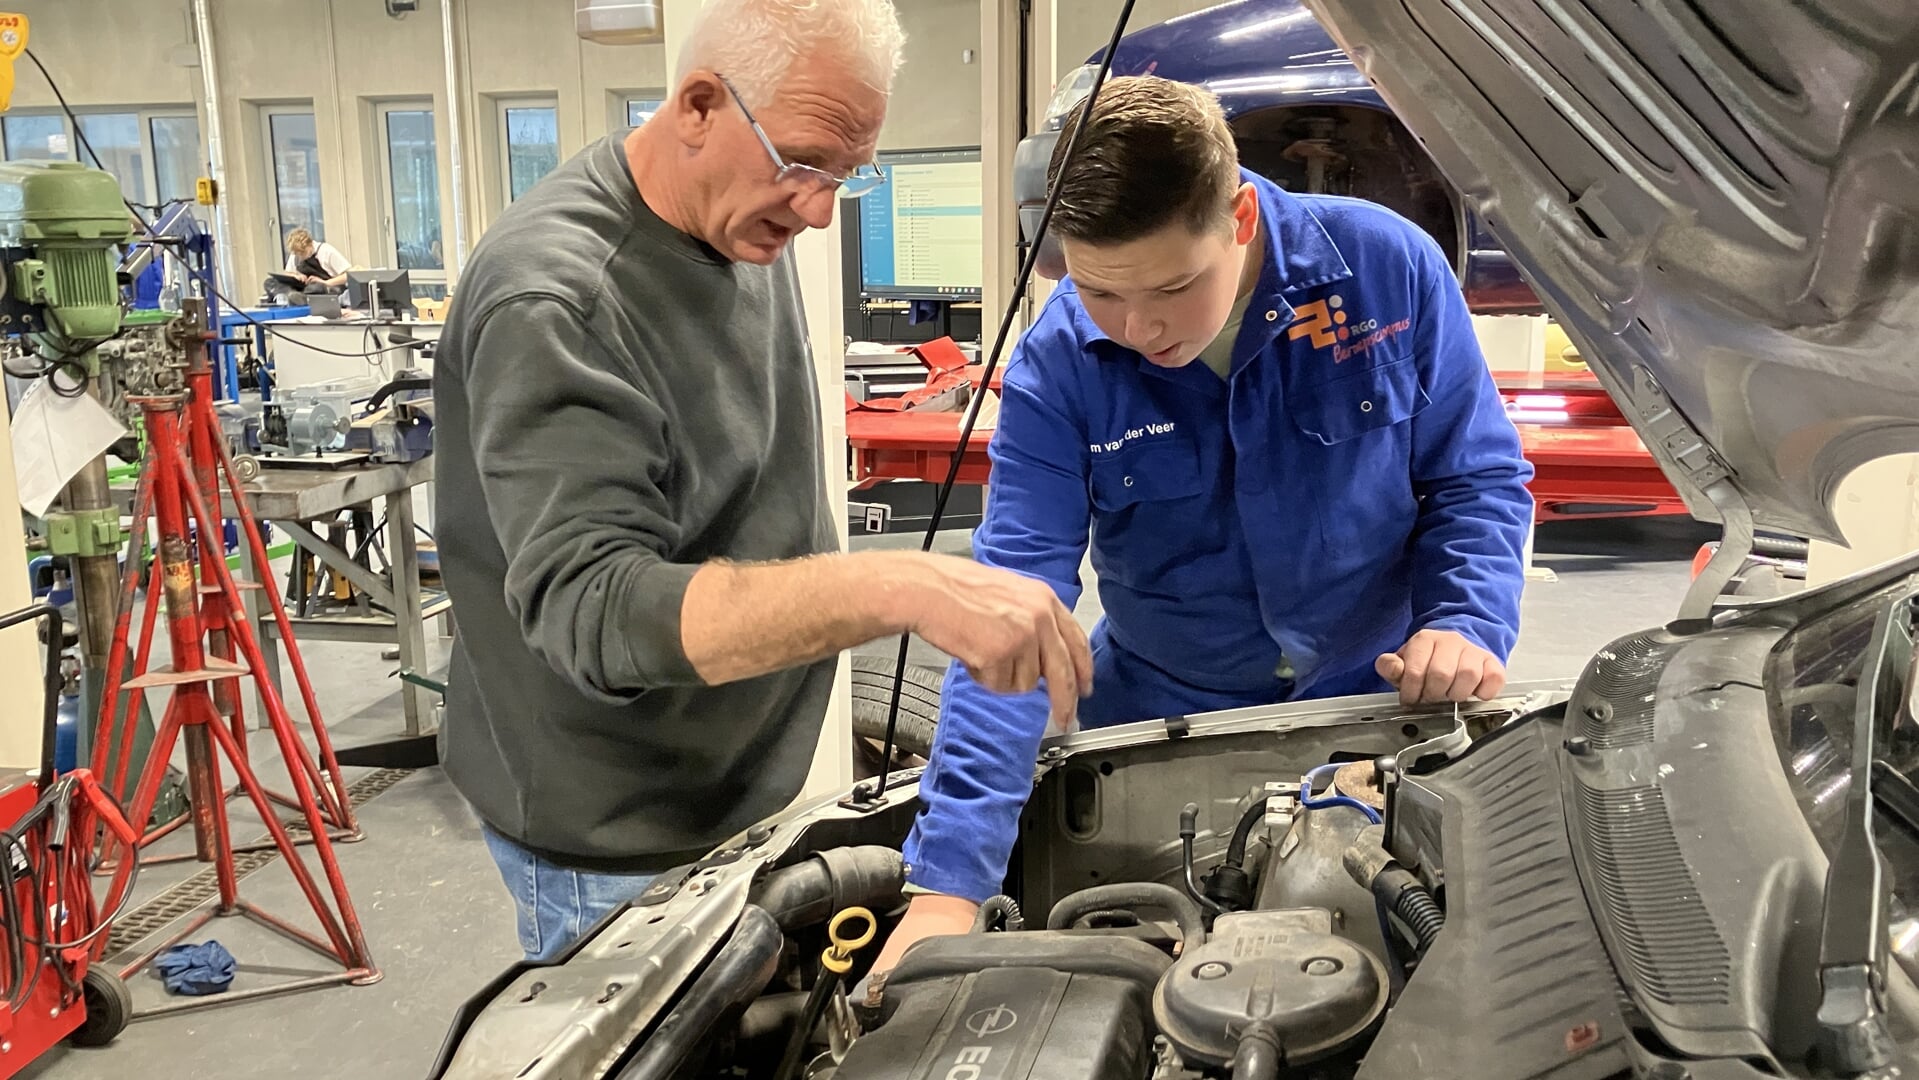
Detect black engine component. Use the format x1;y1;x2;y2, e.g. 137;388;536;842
1046;882;1207;946
1153;909;1386;1069
838;933;1167;1080
1359;719;1630;1080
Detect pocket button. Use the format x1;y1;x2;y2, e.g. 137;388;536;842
1123;475;1135;487
1359;400;1373;413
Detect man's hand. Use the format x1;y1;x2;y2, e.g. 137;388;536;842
871;893;979;974
1375;629;1506;705
905;553;1094;730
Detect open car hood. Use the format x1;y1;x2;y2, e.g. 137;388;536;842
1299;0;1919;541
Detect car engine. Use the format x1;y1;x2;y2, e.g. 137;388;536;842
822;757;1415;1080
435;598;1919;1080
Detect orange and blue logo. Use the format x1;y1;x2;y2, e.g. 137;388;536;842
1287;293;1412;363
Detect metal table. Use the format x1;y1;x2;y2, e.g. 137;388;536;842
226;458;446;736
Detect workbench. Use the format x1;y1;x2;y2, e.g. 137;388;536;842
228;458;446;737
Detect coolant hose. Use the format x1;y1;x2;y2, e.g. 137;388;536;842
1047;882;1207;945
1373;866;1443;953
973;894;1025;933
748;846;903;930
616;905;783;1080
1231;1023;1283;1080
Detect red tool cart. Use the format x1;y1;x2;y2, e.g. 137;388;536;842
0;602;142;1074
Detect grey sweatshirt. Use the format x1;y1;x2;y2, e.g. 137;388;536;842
433;134;837;871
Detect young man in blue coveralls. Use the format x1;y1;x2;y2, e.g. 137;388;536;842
871;75;1535;969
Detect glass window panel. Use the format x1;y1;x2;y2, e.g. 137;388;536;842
4;114;67;161
504;105;559;202
268;111;325;254
384;108;442;271
74;113;146;204
626;98;662;128
149;115;202;207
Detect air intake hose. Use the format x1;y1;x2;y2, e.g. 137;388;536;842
615;905;783;1080
748;846;903;930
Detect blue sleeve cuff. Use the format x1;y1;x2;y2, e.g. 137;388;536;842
900;661;1052;904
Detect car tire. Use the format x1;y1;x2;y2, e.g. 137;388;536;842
849;655;943;761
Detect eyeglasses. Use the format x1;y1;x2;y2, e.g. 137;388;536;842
715;73;888;199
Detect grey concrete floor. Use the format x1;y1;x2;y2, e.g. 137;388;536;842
27;515;1714;1078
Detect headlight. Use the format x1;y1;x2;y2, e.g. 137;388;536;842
1042;64;1101;128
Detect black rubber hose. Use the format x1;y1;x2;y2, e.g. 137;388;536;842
1224;795;1273;867
1752;534;1810;560
748;846;903;931
1373;866;1443;953
973;895;1025;933
615;905;783;1080
1232;1023;1283;1080
735;992;809;1062
1047;883;1206;946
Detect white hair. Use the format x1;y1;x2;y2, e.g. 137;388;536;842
676;0;906;106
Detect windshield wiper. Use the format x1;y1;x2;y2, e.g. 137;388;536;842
1815;594;1915;1075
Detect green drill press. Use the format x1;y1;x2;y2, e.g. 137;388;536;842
0;160;184;822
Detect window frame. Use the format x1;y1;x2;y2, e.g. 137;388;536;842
374;99;446;291
495;95;560;208
260;103;326;267
0;105;200;212
612;89;667;132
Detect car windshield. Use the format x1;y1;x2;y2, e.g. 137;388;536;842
1769;574;1919;977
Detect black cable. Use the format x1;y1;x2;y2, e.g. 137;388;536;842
22;49;108;178
867;0;1141;801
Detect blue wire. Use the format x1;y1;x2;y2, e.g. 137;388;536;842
1303;762;1343;794
1300;762;1383;824
1301;794;1383;824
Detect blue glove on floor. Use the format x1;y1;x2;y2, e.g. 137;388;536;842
153;940;236;996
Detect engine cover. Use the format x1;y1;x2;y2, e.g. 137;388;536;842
1153;908;1387;1068
838;933;1164;1080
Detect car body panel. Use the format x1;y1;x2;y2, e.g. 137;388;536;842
1297;0;1919;540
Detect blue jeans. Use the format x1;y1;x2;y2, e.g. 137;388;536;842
481;827;657;962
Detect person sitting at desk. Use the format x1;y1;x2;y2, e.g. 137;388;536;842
269;227;351;299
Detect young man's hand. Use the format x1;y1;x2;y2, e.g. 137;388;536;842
871;893;980;974
1375;629;1506;705
903;554;1094;730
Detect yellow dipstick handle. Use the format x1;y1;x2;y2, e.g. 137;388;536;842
822;906;877;975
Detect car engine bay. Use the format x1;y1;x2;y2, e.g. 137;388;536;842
429;561;1919;1080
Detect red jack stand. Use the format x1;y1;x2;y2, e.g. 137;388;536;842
95;304;378;1013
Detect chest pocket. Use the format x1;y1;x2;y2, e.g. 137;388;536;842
1291;358;1429;445
1090;438;1204;511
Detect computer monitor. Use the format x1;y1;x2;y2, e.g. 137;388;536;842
856;148;983;301
346;269;412;318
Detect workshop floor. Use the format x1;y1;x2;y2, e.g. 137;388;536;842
24;515;1714;1079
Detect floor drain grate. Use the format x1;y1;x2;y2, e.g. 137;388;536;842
106;768;417;957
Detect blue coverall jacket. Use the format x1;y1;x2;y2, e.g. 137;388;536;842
900;171;1535;904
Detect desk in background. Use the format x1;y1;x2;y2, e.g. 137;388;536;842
263;319;444;390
